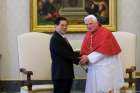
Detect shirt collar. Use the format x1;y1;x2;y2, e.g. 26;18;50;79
56;30;65;38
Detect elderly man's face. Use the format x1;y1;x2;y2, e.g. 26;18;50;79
86;18;97;32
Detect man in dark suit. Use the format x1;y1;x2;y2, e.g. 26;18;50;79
50;17;80;93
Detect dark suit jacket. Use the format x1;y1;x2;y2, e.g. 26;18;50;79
50;31;79;80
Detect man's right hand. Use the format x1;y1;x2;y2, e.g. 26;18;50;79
79;55;89;65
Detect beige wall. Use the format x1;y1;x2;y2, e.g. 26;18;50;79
0;0;140;80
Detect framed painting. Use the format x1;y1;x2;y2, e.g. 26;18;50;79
31;0;117;32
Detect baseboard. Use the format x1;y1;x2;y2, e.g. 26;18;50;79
0;79;85;92
0;79;140;92
0;80;53;92
0;80;21;92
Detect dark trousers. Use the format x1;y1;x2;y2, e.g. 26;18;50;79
53;79;73;93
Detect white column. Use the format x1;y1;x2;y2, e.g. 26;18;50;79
0;0;30;80
117;0;140;72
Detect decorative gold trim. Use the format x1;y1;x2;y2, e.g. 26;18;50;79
31;0;117;32
136;72;140;76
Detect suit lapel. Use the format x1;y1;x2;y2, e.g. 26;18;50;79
54;31;73;50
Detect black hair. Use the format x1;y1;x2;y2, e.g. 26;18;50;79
54;16;67;25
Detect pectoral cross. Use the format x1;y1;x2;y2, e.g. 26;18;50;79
89;34;93;51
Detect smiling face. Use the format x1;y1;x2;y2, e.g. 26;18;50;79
86;18;98;32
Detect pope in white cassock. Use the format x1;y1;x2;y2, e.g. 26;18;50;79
80;15;124;93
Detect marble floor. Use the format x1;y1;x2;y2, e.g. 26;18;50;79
1;91;140;93
0;88;140;93
0;91;84;93
0;90;84;93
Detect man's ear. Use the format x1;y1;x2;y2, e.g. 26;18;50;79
54;25;57;28
55;25;59;30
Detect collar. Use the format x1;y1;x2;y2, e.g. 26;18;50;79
56;30;65;38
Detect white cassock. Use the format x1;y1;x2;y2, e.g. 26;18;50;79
85;52;124;93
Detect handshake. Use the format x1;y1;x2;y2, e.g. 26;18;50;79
74;51;89;65
79;55;89;65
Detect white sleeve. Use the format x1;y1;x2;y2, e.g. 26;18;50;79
87;52;105;64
